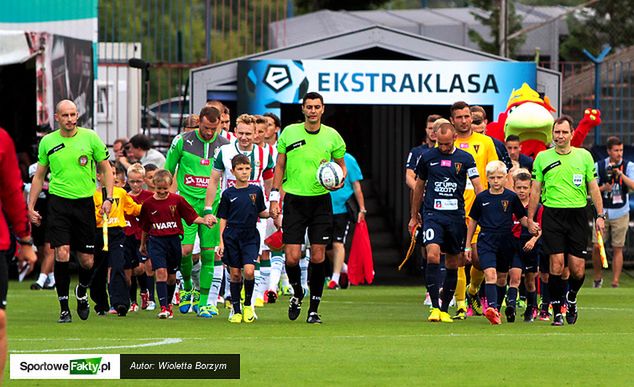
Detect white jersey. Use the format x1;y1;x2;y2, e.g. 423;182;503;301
220;130;237;143
213;142;275;190
262;142;278;168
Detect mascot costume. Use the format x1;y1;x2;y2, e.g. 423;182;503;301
487;83;602;158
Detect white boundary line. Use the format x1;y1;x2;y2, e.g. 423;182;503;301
11;338;182;353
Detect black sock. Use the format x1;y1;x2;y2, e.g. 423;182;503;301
156;281;168;308
561;278;569;305
167;283;176;307
507;287;518;309
438;255;447;289
244;279;255;307
540;278;550;309
54;261;70;312
77;266;92;297
527;291;537;308
138;273;148;293
568;275;585;302
129;276;138;303
440;269;457;312
309;261;325;314
496;285;506;310
425;263;440;309
230;281;242;314
519;277;527;300
147;276;155;300
549;275;562;315
285;263;303;300
485;283;497;310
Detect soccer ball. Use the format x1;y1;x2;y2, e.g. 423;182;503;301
317;162;344;189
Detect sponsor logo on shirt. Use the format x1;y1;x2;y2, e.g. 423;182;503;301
441;160;451;167
184;174;209;188
152;221;179;230
501;200;509;212
460;143;469;149
434;177;458;195
200;159;210;166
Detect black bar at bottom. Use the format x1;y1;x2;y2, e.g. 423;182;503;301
120;354;240;379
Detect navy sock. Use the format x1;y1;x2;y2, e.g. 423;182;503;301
440;269;457;312
167;283;176;306
54;261;70;312
138;273;148;293
147;276;155;300
540;278;550;308
244;279;255;307
549;275;562;315
568;275;585;302
156;281;168;308
309;261;325;314
230;281;242;314
507;287;518;309
438;255;447;289
425;263;440;309
496;285;506;310
285;264;303;300
527;291;537;308
485;283;497;310
129;276;138;303
561;278;569;305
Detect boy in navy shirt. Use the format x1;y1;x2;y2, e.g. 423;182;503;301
465;161;532;324
410;123;482;323
217;154;269;324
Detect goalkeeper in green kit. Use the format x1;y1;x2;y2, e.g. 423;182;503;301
165;106;229;317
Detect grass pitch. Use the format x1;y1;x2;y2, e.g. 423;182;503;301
5;273;634;386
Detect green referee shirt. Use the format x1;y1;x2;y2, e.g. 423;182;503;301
277;123;346;196
532;147;597;208
37;127;110;199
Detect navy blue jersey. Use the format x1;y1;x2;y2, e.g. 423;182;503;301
416;147;479;217
469;188;526;234
217;184;266;228
518;153;534;172
492;137;514;172
405;144;432;171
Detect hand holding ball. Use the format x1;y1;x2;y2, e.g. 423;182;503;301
317;162;344;190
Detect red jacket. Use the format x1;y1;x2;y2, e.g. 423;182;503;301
0;128;30;250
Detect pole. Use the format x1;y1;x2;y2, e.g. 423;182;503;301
499;0;507;57
205;0;211;63
583;45;612;145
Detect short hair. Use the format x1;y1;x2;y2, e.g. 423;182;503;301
205;100;229;115
426;114;442;124
264;112;281;128
606;136;622;149
236;113;256;126
152;169;173;185
486;160;507;176
553;115;574;130
505;134;521;143
231;154;251;169
450;101;470;117
199;106;221;123
113;138;128;147
127;162;145;176
129;134;151;151
513;168;532;183
302;92;324;106
437;122;455;136
143;163;158;172
181;114;199;129
470;105;486;120
432;118;451;133
255;115;267;125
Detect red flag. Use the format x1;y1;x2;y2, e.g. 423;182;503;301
348;220;374;285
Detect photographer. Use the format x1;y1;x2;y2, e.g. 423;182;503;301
118;134;166;170
592;136;634;288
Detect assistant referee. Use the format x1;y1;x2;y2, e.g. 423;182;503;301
527;115;604;327
28;100;114;323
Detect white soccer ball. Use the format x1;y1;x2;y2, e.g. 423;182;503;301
317;162;344;189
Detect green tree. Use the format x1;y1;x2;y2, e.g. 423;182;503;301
467;0;526;58
560;0;634;60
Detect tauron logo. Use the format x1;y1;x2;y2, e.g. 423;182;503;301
264;65;291;92
70;357;102;375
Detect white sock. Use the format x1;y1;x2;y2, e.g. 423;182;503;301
331;272;340;283
191;260;201;291
223;267;231;298
258;264;270;298
269;255;284;292
342;262;348;274
207;263;223;307
36;273;47;286
300;255;309;289
252;269;261;305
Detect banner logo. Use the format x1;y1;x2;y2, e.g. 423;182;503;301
264;64;292;92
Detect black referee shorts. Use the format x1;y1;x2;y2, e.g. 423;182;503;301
541;206;590;260
47;194;96;254
282;193;333;245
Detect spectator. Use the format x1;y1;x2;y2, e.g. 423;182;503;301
120;134;166;169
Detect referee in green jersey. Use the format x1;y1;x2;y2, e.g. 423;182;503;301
269;92;347;324
28;100;114;323
527;115;604;326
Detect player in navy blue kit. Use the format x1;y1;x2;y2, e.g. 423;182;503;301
217;154;269;324
465;161;532;324
410;122;482;323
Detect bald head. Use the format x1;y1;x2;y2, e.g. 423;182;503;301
54;99;79;134
56;99;76;114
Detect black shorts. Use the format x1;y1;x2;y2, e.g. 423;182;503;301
331;214;351;244
32;197;49;246
0;250;7;309
517;237;540;273
419;212;466;255
222;227;259;269
147;235;181;274
541;206;590;260
124;235;142;269
47;194;96;254
477;231;521;272
282;193;333;245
